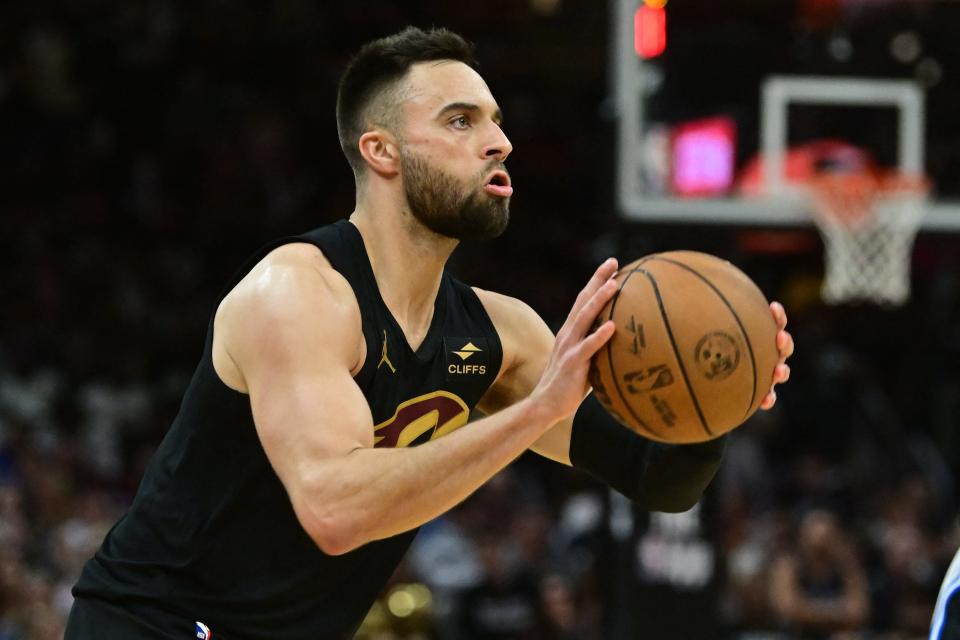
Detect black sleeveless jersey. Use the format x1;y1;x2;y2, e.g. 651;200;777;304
72;220;504;639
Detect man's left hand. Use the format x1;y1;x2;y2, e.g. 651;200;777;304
760;301;793;410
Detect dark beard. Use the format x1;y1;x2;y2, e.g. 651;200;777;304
401;152;510;241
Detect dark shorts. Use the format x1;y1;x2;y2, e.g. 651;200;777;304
66;597;215;640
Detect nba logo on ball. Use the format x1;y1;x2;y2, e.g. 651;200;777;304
195;621;212;639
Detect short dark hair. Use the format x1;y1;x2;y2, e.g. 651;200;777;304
336;27;479;177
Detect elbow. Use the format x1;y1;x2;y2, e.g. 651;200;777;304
293;496;364;556
308;520;360;556
630;450;724;512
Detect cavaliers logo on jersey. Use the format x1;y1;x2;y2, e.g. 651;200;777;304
373;390;470;448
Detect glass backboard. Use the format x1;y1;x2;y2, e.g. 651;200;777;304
613;0;960;231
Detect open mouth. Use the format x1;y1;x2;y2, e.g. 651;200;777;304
483;170;513;197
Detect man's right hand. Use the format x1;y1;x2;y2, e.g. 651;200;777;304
529;258;619;425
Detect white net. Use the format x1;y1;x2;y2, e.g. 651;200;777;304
809;173;930;306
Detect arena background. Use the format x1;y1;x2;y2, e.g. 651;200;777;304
3;1;960;638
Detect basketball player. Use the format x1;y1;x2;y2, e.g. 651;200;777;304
65;27;793;639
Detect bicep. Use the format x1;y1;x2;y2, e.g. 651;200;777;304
249;363;374;483
223;256;373;509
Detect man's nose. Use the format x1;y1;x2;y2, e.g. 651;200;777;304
482;126;513;162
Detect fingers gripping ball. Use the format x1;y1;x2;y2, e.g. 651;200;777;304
589;252;779;444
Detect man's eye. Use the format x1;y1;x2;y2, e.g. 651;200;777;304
451;116;470;129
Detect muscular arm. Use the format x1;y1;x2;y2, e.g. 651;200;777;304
476;288;725;512
216;245;618;555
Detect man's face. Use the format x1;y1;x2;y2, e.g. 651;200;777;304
396;61;514;241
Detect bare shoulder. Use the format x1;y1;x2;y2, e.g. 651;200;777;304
222;242;359;334
213;242;364;392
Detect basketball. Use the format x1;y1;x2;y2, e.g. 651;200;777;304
589;251;779;444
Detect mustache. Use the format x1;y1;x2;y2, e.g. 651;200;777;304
479;161;509;181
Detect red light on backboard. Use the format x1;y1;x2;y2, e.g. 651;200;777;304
635;6;666;59
671;117;737;197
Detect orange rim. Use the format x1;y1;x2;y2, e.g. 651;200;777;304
808;171;930;226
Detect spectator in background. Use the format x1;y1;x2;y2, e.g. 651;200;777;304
539;571;601;640
0;551;26;640
770;508;870;639
722;508;795;636
869;477;943;637
457;528;544;640
50;488;117;617
0;485;27;562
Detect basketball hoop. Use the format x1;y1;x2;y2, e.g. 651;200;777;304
806;170;930;306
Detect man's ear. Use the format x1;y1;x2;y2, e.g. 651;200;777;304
358;129;400;178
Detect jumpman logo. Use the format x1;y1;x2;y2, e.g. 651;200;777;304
378;330;396;373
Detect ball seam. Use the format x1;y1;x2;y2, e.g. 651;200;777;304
636;267;714;438
605;267;663;439
648;256;760;422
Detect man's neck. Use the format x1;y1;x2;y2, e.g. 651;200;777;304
349;197;457;349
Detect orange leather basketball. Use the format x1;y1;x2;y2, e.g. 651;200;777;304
589;251;779;444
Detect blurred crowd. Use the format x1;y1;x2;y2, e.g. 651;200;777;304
3;1;960;639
